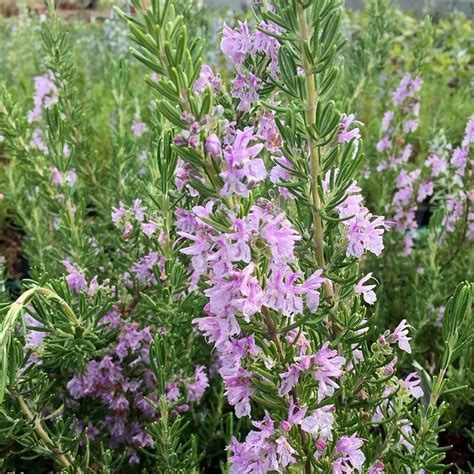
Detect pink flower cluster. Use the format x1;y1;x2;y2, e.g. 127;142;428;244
221;20;283;111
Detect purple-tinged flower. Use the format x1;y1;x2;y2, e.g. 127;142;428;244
205;133;222;157
193;64;221;94
51;167;63;186
333;434;366;473
221;367;254;418
185;365;209;402
417;180;433;202
338;113;362;144
300;406;335;440
112;201;126;224
141;221;158;238
355;273;377;305
28;74;58;123
313;342;345;401
451;147;468;175
403;119;419;134
220;127;265;197
345;213;391;258
402;372;423;399
376;136;392;152
261;213;300;264
62;259;87;293
462;114;474;147
24;313;45;349
425;153;447;177
131;121;148;137
231;71;261;112
388;319;412;353
132;198;146;222
368;460;385;473
32;127;48;154
275;436;297;467
221;21;253;65
278;363;302;396
382;111;394;131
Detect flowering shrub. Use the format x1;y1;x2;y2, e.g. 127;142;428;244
0;0;472;472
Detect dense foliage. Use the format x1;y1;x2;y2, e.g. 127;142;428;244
0;0;472;472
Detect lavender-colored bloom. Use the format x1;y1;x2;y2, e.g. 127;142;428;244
368;460;385;473
132;198;146;222
425;153;447;177
462;114;474;147
338;113;362;144
112;201;126;224
313;342;345;401
205;133;222;157
32;127;48;154
300;405;335;440
389;319;412;353
403;119;419;134
185;365;209;402
220;127;265;197
382;111;394;131
28;74;58;123
355;273;377;305
221;367;254;418
62;259;87;293
231;71;261;112
141;221;158;238
220;21;253;65
131;121;148;137
51;167;63;186
417;180;433;202
376;136;392;152
402;372;423;398
193;64;221;94
346;213;391;258
333;434;366;473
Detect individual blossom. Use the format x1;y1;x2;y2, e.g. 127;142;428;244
313;342;346;401
205;133;222;157
231;71;261;112
62;259;87;293
402;372;423;399
131;121;148;137
333;434;366;473
185;365;209;402
28;74;58;123
220;127;265;197
387;319;412;353
220;20;253;66
338;113;362;144
193;64;221;94
355;273;377;305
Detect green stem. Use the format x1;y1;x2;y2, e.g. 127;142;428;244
11;390;77;470
298;6;335;301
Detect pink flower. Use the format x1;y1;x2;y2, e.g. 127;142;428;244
131;121;148;137
389;319;412;353
300;406;335;440
355;273;377;305
313;342;345;401
402;372;423;399
338;113;362;144
220;127;265;197
369;460;385;473
221;367;254;418
382;111;394;131
193;64;221;94
346;214;391;258
141;221;158;238
205;133;222;157
221;21;253;65
376;136;392;152
232;71;261;112
417;180;433;202
333;434;366;473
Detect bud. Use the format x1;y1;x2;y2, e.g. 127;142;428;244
280;420;291;432
205;133;221;157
